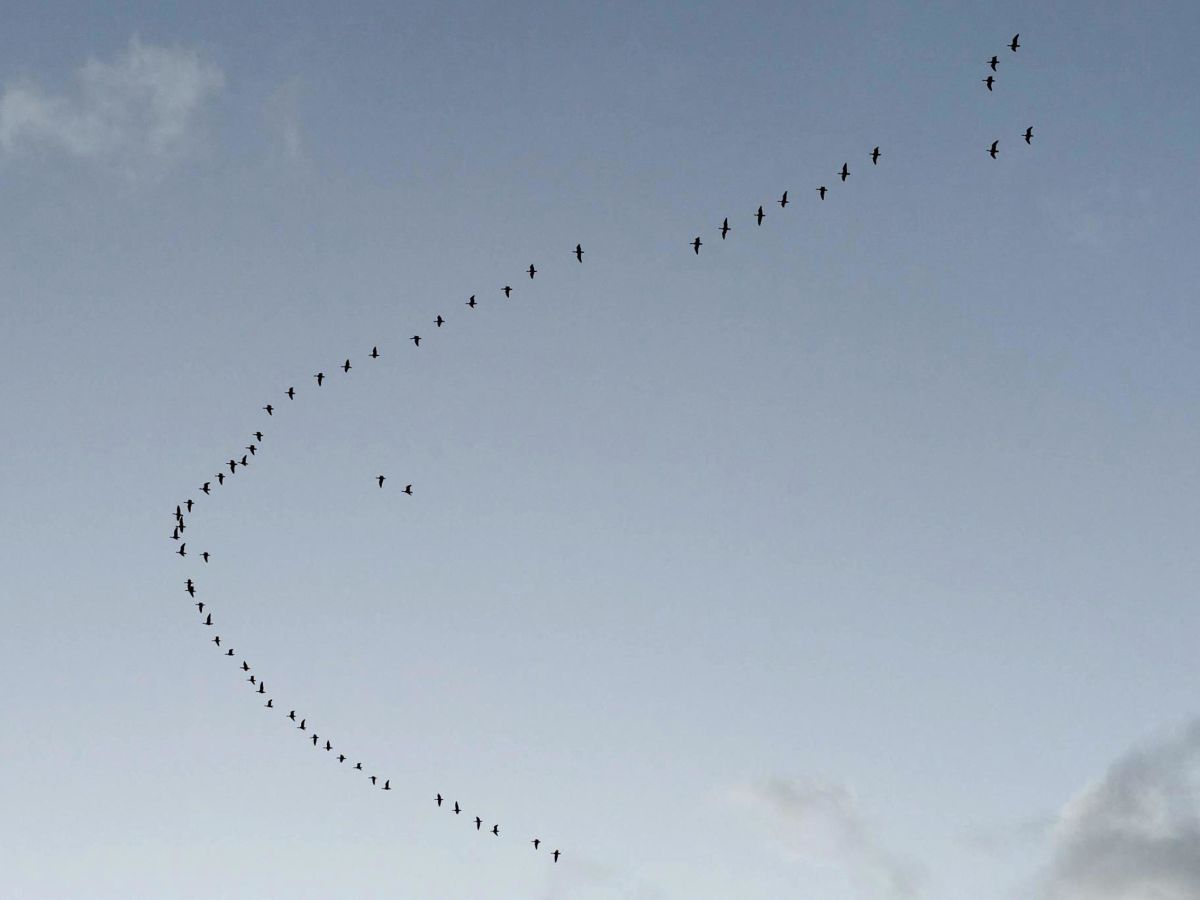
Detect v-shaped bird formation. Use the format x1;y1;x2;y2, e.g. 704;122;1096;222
164;31;1037;871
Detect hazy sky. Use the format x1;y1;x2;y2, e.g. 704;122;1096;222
3;3;1199;899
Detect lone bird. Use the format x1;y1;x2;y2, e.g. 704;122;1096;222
532;839;541;849
988;55;999;71
692;236;702;255
1023;126;1034;144
383;780;391;791
553;850;561;862
195;602;204;613
370;346;379;359
402;484;413;495
839;163;850;182
342;359;351;373
574;243;584;262
212;635;220;646
225;648;234;656
467;295;477;308
411;335;421;347
755;205;765;226
177;543;187;557
263;404;274;415
311;733;318;746
527;264;537;279
983;75;995;91
871;146;881;165
298;718;306;730
241;661;250;672
246;444;256;456
265;698;274;708
1009;33;1020;52
778;190;789;208
720;217;731;239
314;372;325;386
988;140;1000;159
453;802;461;814
377;475;386;488
288;710;296;721
204;613;212;625
338;754;346;762
201;482;210;495
201;551;210;563
503;285;512;297
355;762;363;771
185;499;193;513
475;817;482;830
228;459;237;474
492;824;499;836
435;315;445;327
287;387;295;399
240;454;248;467
370;776;378;786
253;431;264;442
216;472;224;485
436;794;443;807
817;185;827;200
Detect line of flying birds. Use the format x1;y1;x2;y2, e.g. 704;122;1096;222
165;31;1035;871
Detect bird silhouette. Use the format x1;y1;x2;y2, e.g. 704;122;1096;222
453;801;461;814
288;710;296;721
204;613;212;625
212;635;220;646
298;718;306;730
402;484;413;495
370;346;379;359
201;551;210;563
411;335;421;347
983;75;995;91
342;359;351;373
265;698;274;708
370;775;377;785
755;205;765;225
503;285;512;297
377;475;385;488
171;526;180;541
177;543;187;557
263;404;274;415
720;217;730;239
492;824;499;836
553;850;561;862
354;762;363;771
435;315;445;327
817;185;827;200
988;140;1000;159
1010;33;1020;52
436;794;443;807
253;431;264;442
475;817;482;830
532;838;541;849
338;754;346;762
258;682;265;694
467;295;477;308
527;264;537;279
201;482;210;494
247;674;256;684
240;454;248;467
241;661;250;672
778;190;789;208
574;243;584;262
186;580;195;597
216;472;224;485
246;444;256;456
692;236;702;255
287;387;295;399
871;146;881;165
988;55;999;71
839;163;850;182
311;733;319;746
1023;126;1033;144
225;648;234;656
185;499;193;513
383;780;391;790
195;601;204;613
228;459;237;473
314;372;325;386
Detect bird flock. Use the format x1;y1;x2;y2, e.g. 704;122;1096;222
165;32;1035;869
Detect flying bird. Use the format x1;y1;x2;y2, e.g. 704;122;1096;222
204;613;212;625
370;775;378;785
370;346;379;359
195;602;204;613
201;482;210;495
453;802;461;814
253;431;264;442
983;75;995;91
338;754;346;762
871;146;881;165
177;543;187;557
988;140;1000;158
503;285;512;298
1009;33;1020;52
839;163;850;182
988;55;999;71
241;661;250;672
263;404;274;415
171;526;180;541
492;824;499;836
240;454;248;467
186;580;195;597
311;734;319;746
212;635;220;646
553;850;561;862
436;794;443;807
755;205;765;225
287;387;295;399
258;683;265;694
225;648;233;656
817;185;827;200
314;372;325;386
228;459;237;473
298;718;306;730
201;551;210;563
475;817;483;830
377;475;385;488
411;335;421;347
527;264;537;279
692;236;702;255
402;484;413;495
574;243;584;262
246;444;256;456
532;838;541;849
288;710;296;721
185;499;193;513
354;762;363;771
216;472;224;485
467;295;477;308
435;315;444;327
720;217;730;239
1023;126;1033;144
778;190;789;207
342;359;351;373
265;698;274;708
383;780;391;790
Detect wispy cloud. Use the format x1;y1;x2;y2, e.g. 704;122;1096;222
0;36;224;167
1040;720;1200;900
731;777;923;899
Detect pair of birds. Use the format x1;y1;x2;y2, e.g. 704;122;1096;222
987;127;1034;158
690;148;881;254
435;794;562;861
375;476;413;494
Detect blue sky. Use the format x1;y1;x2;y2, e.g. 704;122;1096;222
2;3;1199;899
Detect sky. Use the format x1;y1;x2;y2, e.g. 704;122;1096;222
2;2;1199;899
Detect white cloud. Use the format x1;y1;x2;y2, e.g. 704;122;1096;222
0;36;224;165
731;777;923;899
1041;720;1200;900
